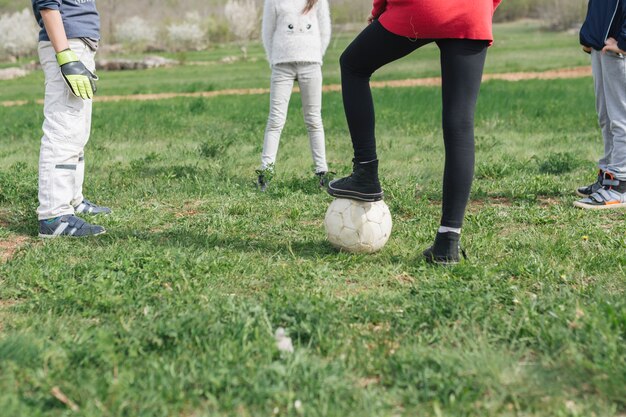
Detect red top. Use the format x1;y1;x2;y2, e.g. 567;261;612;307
372;0;502;42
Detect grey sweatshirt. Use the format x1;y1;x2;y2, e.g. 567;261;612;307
32;0;100;42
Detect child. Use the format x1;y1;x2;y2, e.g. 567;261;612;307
327;0;501;264
576;0;626;209
32;0;110;237
257;0;332;190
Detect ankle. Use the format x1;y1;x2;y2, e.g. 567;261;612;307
602;172;626;193
438;226;461;234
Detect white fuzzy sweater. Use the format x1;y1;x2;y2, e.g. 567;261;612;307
262;0;331;66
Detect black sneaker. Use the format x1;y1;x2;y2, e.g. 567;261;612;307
315;171;335;188
255;167;274;192
576;170;603;197
327;159;383;202
422;232;466;265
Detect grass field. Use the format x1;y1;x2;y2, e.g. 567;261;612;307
1;22;625;417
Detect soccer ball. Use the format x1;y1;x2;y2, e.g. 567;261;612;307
324;198;392;253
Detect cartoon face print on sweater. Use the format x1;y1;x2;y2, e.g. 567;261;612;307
283;13;315;35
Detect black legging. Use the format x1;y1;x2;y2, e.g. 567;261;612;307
340;21;488;228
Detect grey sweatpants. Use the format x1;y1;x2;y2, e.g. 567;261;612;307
591;49;626;180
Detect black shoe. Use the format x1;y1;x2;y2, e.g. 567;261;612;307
315;171;335;188
422;232;466;265
327;159;383;202
576;170;603;197
255;168;274;192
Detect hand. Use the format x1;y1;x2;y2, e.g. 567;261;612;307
602;37;626;55
367;14;375;25
582;45;592;54
55;49;98;99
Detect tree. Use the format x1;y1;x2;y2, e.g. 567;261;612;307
224;0;260;59
0;9;39;60
115;16;157;52
167;12;207;52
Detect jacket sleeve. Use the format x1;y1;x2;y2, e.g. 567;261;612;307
262;0;276;63
371;0;386;19
318;0;331;57
618;7;626;52
33;0;61;10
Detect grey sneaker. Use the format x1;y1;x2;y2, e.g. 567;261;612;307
74;199;111;215
574;187;626;209
39;215;106;238
574;172;626;209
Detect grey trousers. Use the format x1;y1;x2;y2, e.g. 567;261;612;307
261;62;328;173
592;49;626;180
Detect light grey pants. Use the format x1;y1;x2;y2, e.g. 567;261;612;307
592;49;626;180
37;39;95;220
261;62;328;173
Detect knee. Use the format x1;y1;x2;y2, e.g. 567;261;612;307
340;48;369;78
304;115;323;131
266;115;286;132
339;49;350;71
443;114;474;136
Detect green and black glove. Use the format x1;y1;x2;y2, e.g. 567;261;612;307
55;49;98;100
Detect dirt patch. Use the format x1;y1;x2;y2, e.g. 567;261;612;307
0;99;38;107
485;66;591;82
470;197;515;208
357;376;381;388
0;299;19;308
174;200;205;219
0;235;29;264
95;88;270;104
0;66;592;108
394;273;416;285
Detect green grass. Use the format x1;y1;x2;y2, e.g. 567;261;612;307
0;21;590;103
0;21;624;417
1;77;625;416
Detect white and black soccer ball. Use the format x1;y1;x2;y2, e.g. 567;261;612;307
324;198;392;253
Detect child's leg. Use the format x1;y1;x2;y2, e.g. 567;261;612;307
339;21;430;162
74;151;85;206
297;63;327;173
592;50;613;172
72;42;95;206
37;40;94;220
600;51;626;180
261;63;296;170
437;39;488;229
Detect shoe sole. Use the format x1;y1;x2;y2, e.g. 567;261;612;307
425;258;460;266
327;184;383;202
423;253;460;266
38;229;107;238
573;201;626;209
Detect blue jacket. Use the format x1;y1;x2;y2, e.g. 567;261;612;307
32;0;100;42
580;0;626;51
